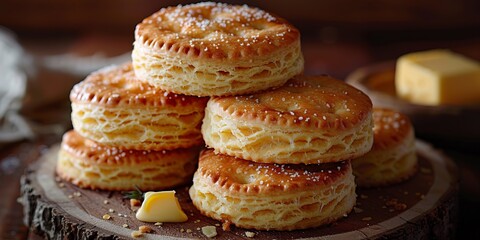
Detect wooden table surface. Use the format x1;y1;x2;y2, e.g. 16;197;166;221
1;34;480;239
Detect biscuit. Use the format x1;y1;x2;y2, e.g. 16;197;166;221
202;75;374;164
70;63;209;150
352;108;418;187
56;130;200;191
189;149;356;231
132;2;304;96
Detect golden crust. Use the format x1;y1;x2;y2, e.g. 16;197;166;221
132;2;304;97
70;62;209;108
202;75;374;164
135;2;299;61
70;63;208;150
371;108;413;150
56;130;200;191
197;149;351;195
60;130;200;164
209;75;372;129
189;149;356;230
352;108;418;188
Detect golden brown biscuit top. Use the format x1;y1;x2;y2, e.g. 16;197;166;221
210;75;372;130
135;2;299;60
70;63;209;107
61;130;198;164
198;149;351;195
372;108;414;150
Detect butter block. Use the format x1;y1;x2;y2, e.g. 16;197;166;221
395;49;480;105
135;191;188;223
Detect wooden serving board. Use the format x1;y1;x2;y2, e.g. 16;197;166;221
21;140;458;239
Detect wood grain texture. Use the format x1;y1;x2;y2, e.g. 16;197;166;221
20;140;458;239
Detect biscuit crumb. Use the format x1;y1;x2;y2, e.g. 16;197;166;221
73;191;81;197
58;183;65;188
102;214;111;220
222;221;231;231
180;228;185;233
201;226;217;238
130;199;141;208
385;198;407;211
354;207;364;213
394;203;407;211
245;231;256;238
131;230;143;238
154;222;163;226
362;217;372;221
103;199;109;204
108;208;115;213
122;224;129;228
385;198;398;207
139;225;153;233
186;229;192;233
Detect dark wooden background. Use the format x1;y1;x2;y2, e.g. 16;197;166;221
0;0;479;239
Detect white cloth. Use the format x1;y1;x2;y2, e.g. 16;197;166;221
0;28;35;142
0;28;132;143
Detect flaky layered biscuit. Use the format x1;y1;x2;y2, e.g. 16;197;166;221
189;150;356;231
56;130;199;191
70;63;208;150
202;75;374;164
352;108;418;187
132;2;304;96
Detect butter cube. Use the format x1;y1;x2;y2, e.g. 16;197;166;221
135;191;188;223
395;49;480;105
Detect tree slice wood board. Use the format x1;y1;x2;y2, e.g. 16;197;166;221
21;140;458;240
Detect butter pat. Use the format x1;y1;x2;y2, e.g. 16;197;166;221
395;49;480;105
135;191;188;223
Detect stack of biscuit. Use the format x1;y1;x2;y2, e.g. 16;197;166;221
128;2;373;231
56;60;209;191
56;2;418;232
191;74;374;230
352;108;418;188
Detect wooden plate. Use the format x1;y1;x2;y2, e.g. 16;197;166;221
20;140;458;239
346;62;480;151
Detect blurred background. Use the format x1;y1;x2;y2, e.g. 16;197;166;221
2;0;480;77
0;0;479;239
